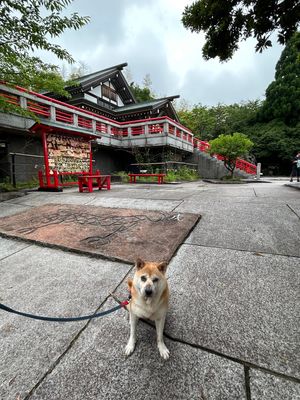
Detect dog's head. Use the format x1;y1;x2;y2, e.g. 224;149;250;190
130;258;168;301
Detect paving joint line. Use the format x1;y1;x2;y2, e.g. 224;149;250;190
286;203;300;220
244;366;252;400
83;196;97;206
0;243;32;262
117;313;299;385
181;242;300;259
170;200;185;212
23;269;133;400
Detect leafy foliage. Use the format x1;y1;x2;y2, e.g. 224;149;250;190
165;167;199;182
258;32;300;126
243;120;300;174
182;0;300;61
129;74;155;102
209;133;254;175
177;33;300;174
177;101;260;140
0;0;90;101
130;84;154;103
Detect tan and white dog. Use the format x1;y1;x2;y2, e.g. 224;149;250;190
125;258;170;359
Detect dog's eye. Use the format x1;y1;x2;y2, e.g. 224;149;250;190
152;277;159;283
141;276;147;282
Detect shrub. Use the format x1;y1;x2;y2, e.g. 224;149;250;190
209;133;253;176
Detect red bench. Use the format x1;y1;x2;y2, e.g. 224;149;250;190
78;174;111;193
128;173;165;184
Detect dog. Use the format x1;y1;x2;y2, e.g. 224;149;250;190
125;258;170;359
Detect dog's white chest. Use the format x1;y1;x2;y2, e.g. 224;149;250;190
131;300;165;321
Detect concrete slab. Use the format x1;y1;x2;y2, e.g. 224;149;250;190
254;185;300;199
193;185;256;198
182;202;300;257
89;197;181;211
0;202;31;217
0;204;200;263
29;299;246;400
166;245;300;379
285;182;300;191
100;188;198;201
250;370;300;400
5;187;183;212
0;237;30;261
0;190;27;202
0;246;130;400
5;191;96;207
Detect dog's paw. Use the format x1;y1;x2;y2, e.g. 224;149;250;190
158;343;170;360
125;341;135;357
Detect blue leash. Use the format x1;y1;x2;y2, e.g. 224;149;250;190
0;297;130;323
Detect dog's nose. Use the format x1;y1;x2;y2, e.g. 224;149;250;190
145;287;153;297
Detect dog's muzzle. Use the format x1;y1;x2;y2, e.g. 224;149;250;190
145;287;153;297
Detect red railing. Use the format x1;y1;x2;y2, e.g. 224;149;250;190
0;92;19;106
78;116;92;129
131;126;145;136
1;84;256;174
193;137;256;175
1;85;193;146
27;100;50;118
56;109;74;124
149;123;163;134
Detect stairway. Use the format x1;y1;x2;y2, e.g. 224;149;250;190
185;149;253;179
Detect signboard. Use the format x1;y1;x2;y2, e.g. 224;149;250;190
46;134;90;172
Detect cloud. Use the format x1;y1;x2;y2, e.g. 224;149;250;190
44;0;284;106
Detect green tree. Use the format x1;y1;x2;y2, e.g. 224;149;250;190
130;74;155;103
130;83;154;103
209;133;254;176
177;104;214;138
177;101;260;140
182;0;300;61
0;0;90;113
258;32;300;126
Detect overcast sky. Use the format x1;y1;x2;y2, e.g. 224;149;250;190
45;0;283;107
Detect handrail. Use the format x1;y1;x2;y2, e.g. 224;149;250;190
9;85;192;133
0;84;255;174
0;84;193;140
193;137;256;175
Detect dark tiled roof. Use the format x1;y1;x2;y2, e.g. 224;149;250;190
114;96;179;113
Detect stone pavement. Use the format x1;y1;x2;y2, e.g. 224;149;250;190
0;180;299;400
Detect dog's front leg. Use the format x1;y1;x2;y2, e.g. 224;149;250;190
125;312;138;356
155;316;169;360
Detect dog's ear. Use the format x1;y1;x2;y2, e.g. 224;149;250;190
157;261;167;274
135;258;145;270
